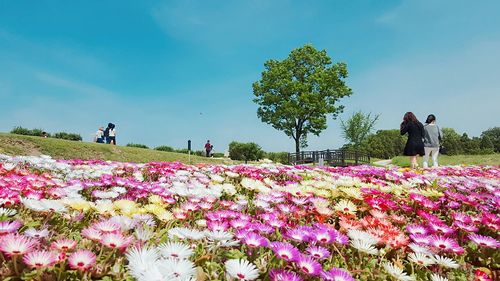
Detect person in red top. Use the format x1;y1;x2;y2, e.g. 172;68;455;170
204;140;213;157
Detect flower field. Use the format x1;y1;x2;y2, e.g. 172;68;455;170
0;154;498;281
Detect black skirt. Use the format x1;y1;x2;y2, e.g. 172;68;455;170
401;122;425;156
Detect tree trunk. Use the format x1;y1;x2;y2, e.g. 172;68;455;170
295;137;300;154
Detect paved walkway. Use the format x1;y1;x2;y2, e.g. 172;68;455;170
372;159;396;168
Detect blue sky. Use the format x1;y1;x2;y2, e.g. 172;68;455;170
1;0;499;153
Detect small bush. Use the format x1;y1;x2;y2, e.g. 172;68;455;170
126;143;149;149
53;132;82;141
11;126;47;137
155;145;174;152
265;152;289;164
229;141;265;162
212;152;224;158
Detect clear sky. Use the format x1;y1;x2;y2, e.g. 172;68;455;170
1;0;499;153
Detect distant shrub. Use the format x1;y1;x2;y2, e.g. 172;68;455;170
229;141;265;163
265;152;289;164
53;132;82;141
155;145;174;152
11;126;47;137
212;152;224;158
126;143;149;149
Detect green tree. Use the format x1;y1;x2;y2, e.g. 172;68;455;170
340;111;379;148
481;127;500;152
253;44;352;154
441;128;462;155
361;129;406;159
228;141;265;163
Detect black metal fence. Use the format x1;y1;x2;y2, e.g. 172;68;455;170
288;149;370;166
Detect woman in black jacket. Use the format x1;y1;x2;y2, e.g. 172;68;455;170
400;112;425;169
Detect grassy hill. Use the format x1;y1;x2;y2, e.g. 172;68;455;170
392;154;500;166
0;133;231;164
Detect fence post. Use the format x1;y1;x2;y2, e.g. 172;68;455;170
341;150;346;166
355;150;359;165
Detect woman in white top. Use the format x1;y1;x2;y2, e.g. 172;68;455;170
94;127;104;143
423;114;443;168
108;124;116;145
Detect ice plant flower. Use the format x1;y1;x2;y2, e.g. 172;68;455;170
23;250;58;269
68;249;97;271
225;259;259;281
270;242;301;261
383;262;415;281
0;220;22;235
100;233;133;250
51;239;77;252
158;241;193;259
321;268;356;281
0;234;37;256
269;269;303;281
468;234;499;248
306;245;331;260
294;255;322;276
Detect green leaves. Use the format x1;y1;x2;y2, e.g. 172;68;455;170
253;44;352;153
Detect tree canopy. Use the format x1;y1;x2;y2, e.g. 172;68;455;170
253;44;352;153
340;111;379;148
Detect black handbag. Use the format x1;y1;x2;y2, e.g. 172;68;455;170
439;145;447;155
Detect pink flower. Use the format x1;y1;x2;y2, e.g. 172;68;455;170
0;220;22;235
51;239;77;252
468;234;499;249
321;268;356;281
68;249;96;271
100;233;133;250
92;221;121;233
81;227;102;241
306;246;331;260
0;234;37;256
269;269;303;281
23;250;58;269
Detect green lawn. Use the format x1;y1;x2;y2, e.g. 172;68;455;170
392;154;500;167
0;133;231;164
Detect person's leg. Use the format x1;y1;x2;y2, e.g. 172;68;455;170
432;147;439;167
409;156;416;168
423;147;431;168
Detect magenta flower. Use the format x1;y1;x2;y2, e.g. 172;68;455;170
0;234;37;256
68;249;96;271
81;227;102;242
242;232;269;248
294;255;322;276
286;229;310;243
0;220;22;235
468;234;499;249
321;268;356;281
406;224;429;235
23;250;58;269
311;228;337;244
306;245;331;260
270;242;301;261
430;235;464;253
428;222;454;235
269;269;303;281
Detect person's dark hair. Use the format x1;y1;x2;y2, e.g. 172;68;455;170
402;112;419;124
108;123;113;128
425;114;436;124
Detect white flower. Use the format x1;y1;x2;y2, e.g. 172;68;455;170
225;259;259;281
350;240;379;255
432;255;459;269
407;253;435;266
408;243;433;255
168;227;205;240
24;228;50;239
0;207;17;217
383;262;415;281
112;186;127;194
347;229;379;245
158;258;196;281
334;199;357;214
158;242;193;260
134;227;152;242
430;274;449;281
21;198;67;213
205;230;234;241
126;247;162;281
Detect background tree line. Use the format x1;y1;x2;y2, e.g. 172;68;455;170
11;126;82;141
340;113;499;159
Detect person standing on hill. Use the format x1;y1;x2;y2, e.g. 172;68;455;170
108;124;116;145
94;127;104;143
205;140;213;157
423;114;443;168
400;112;425;169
